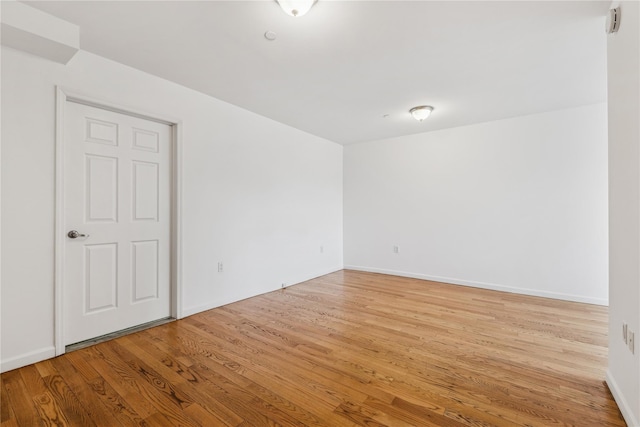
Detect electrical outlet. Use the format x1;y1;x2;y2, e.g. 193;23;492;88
629;331;635;354
218;262;223;273
623;323;628;344
393;245;399;254
320;245;324;253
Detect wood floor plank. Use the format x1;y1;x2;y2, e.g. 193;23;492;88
92;342;204;426
49;354;132;427
80;346;159;420
176;313;367;399
57;349;149;426
222;292;568;426
183;403;237;427
120;328;301;426
41;374;97;426
2;370;43;427
1;270;626;426
32;392;71;426
127;334;295;425
135;330;327;426
138;328;250;425
0;377;14;424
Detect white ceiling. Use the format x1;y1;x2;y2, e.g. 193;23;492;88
26;1;609;145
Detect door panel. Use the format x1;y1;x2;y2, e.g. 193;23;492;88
85;154;118;222
131;240;159;302
64;101;172;345
132;160;159;221
84;243;118;313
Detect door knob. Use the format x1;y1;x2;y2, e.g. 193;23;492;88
67;230;89;239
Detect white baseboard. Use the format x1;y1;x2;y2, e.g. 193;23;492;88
182;267;344;318
1;346;56;373
606;369;640;427
344;265;608;306
182;301;225;318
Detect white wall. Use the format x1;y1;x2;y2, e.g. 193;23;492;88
1;46;343;372
344;104;608;305
606;2;640;425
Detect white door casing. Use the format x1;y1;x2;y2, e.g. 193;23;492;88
56;92;179;348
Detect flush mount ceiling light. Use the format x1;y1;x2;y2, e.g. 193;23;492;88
275;0;318;17
605;7;621;34
410;106;434;122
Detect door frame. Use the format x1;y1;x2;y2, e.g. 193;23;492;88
54;87;183;356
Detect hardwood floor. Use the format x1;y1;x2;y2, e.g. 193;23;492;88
1;270;625;426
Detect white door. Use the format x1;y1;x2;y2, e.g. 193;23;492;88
63;101;172;346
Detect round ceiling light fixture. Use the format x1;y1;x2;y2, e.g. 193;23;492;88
605;7;621;34
275;0;318;17
410;106;434;122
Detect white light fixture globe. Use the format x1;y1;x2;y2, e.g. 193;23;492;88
276;0;317;17
410;106;434;121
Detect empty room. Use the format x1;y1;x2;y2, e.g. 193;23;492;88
1;1;639;426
